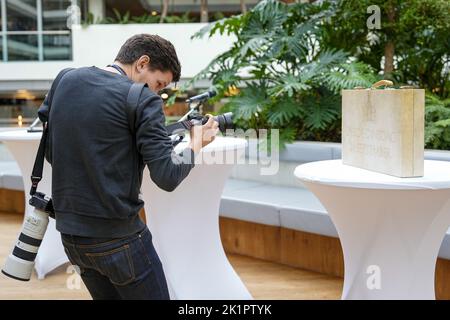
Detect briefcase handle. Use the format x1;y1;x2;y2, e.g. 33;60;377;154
353;80;394;90
371;80;394;89
354;81;418;90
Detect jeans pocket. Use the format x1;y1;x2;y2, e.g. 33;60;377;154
86;245;135;286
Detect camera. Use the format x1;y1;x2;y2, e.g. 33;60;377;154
165;90;234;145
166;112;234;136
2;192;54;281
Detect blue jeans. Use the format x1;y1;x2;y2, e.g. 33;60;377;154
61;227;170;300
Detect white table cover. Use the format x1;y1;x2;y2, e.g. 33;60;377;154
295;159;450;190
0;130;251;299
295;160;450;300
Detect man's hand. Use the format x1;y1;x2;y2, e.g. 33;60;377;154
188;114;219;154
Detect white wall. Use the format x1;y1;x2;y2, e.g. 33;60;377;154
72;23;234;79
0;23;234;82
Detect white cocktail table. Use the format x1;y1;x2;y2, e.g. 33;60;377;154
295;160;450;300
0;130;251;299
141;137;251;299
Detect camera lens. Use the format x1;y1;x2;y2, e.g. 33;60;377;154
213;112;234;133
2;207;49;281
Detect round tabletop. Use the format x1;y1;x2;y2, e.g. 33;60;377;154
295;159;450;190
0;129;247;153
175;136;247;153
0;129;43;141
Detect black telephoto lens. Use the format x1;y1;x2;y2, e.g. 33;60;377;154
204;112;233;133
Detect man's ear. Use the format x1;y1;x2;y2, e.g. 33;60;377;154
136;55;151;73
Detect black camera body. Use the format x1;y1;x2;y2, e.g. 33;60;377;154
165;90;234;144
165;111;233;136
29;192;55;219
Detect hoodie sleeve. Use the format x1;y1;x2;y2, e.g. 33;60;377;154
37;68;75;164
134;92;195;192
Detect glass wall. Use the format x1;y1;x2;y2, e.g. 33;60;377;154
0;0;72;61
6;0;37;31
0;0;5;61
43;0;71;30
102;0;259;22
43;0;72;60
8;34;39;60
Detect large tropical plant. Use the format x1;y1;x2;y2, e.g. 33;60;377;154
179;0;377;146
324;0;450;98
425;94;450;150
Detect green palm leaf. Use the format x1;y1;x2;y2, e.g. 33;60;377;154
267;98;303;126
303;94;340;130
228;84;269;121
323;62;378;92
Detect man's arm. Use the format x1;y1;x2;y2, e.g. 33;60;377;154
135;94;196;192
37;94;50;123
37;68;74;165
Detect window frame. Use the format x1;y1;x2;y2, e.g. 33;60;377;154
0;0;73;62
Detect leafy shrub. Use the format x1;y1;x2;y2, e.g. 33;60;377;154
182;0;377;146
425;94;450;150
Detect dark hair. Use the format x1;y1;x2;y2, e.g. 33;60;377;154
115;34;181;82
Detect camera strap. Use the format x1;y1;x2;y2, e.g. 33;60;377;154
30;126;48;195
125;82;147;134
31;68;74;196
